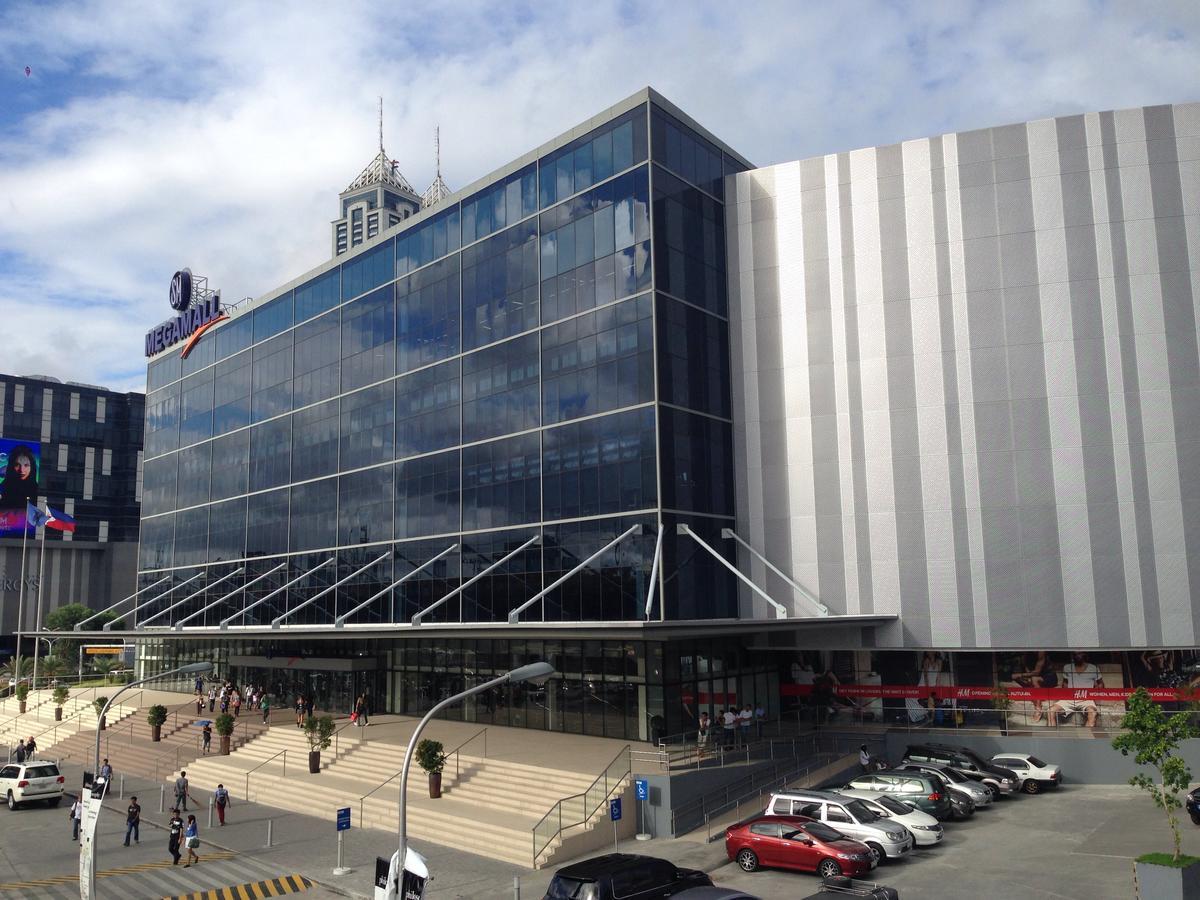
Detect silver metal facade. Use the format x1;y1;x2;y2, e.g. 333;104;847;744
727;102;1200;649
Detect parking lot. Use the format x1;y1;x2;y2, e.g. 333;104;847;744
705;781;1200;899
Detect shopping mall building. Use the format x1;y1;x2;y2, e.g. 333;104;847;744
92;88;1200;741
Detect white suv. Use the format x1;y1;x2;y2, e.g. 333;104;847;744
767;790;913;865
0;761;65;809
990;753;1062;794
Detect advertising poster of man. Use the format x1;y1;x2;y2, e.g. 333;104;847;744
0;439;40;535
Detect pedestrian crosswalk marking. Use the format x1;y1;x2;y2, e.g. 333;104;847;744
162;873;312;900
0;852;239;890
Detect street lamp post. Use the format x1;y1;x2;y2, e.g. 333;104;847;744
82;660;213;899
390;661;554;899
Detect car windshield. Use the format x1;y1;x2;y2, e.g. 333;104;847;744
844;799;879;822
804;822;846;842
873;796;911;815
1027;756;1047;767
929;765;964;782
545;877;599;900
24;764;59;777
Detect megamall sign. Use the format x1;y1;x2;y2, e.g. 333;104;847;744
144;269;227;358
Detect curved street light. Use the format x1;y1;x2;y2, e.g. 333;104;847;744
387;661;555;899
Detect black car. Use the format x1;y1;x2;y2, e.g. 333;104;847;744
902;743;1019;797
802;875;900;899
543;854;712;900
1187;787;1200;825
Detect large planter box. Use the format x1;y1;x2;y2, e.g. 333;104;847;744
1136;858;1200;899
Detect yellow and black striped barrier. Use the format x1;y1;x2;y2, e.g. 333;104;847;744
163;873;313;900
0;852;238;891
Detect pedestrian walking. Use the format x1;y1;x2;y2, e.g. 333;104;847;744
354;694;368;727
196;694;205;716
232;694;241;717
261;696;270;724
194;675;203;694
167;809;183;864
859;744;872;774
69;794;82;841
14;739;26;764
207;688;216;712
174;770;191;811
183;815;200;866
721;708;736;748
99;758;113;795
201;723;212;755
25;735;36;759
124;796;141;846
739;705;752;744
295;695;304;728
214;783;230;826
304;696;314;719
696;711;710;757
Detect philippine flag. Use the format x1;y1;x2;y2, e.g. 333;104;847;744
46;505;76;533
25;501;49;531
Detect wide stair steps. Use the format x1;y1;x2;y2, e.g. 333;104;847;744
0;694;138;757
172;727;628;868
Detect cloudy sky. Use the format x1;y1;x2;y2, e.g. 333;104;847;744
0;0;1196;394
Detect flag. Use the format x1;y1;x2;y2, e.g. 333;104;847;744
46;506;75;533
25;502;49;531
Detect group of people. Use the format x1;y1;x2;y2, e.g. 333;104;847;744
12;734;38;763
196;678;272;724
695;704;765;751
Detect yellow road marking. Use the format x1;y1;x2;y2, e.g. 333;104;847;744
160;874;312;900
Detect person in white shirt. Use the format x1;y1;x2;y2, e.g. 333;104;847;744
1049;653;1103;727
721;708;736;748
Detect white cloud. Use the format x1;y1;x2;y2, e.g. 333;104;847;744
0;0;1196;393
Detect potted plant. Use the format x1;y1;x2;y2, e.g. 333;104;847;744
14;683;29;714
416;739;447;799
303;715;335;773
215;713;236;755
93;696;108;730
52;685;69;721
991;684;1013;734
147;704;168;742
1112;687;1200;898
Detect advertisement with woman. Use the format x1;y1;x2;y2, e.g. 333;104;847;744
0;440;40;535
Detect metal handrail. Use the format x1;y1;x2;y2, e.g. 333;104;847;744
331;718;362;759
697;752;841;841
244;747;287;800
446;727;488;782
19;689;142;760
6;687;103;761
532;744;630;866
357;764;405;828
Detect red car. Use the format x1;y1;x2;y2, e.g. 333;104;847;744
725;815;874;879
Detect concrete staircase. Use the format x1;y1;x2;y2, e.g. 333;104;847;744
0;691;138;758
170;725;634;868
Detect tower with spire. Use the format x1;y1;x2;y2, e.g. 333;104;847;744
421;126;452;208
331;99;422;257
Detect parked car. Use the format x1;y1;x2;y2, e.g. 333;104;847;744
767;790;914;864
726;815;874;878
672;890;763;900
542;854;711;900
901;743;1018;797
892;761;993;808
802;875;900;899
840;771;953;820
947;789;975;820
836;789;944;846
989;753;1062;793
0;761;65;809
1187;787;1200;825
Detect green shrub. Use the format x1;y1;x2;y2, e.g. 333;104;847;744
215;713;236;737
416;739;446;775
303;715;335;752
146;704;168;728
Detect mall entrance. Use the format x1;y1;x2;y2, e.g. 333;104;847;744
227;654;383;717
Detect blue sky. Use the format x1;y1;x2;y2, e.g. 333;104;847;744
0;0;1197;393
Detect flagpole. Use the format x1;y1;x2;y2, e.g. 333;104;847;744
15;516;29;685
32;522;47;692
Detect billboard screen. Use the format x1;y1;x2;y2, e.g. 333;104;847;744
0;439;41;536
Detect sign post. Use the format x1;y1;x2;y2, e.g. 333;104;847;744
634;778;651;841
609;797;622;852
334;807;353;875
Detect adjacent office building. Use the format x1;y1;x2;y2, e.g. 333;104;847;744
122;89;1200;739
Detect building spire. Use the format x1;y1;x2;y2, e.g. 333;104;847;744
421;123;452;208
379;96;384;154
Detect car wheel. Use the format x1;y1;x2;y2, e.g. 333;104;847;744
817;858;843;879
6;791;16;811
1190;812;1200;826
865;842;885;865
47;796;61;808
1022;779;1040;795
736;848;759;872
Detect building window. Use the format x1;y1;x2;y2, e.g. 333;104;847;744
98;520;109;543
57;443;68;472
69;392;80;420
101;447;112;476
13;383;24;412
83;446;95;500
462;332;540;442
461;432;541;531
542;408;657;521
461;218;540;351
96;396;106;423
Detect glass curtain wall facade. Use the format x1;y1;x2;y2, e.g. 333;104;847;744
138;99;751;648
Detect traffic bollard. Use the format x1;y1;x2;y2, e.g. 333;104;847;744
513;875;521;899
119;774;125;799
208;796;214;829
159;784;165;813
266;818;273;847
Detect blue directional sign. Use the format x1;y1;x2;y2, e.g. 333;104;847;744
635;778;648;801
609;798;622;821
336;806;351;831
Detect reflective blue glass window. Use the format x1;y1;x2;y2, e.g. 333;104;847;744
145;384;179;457
207;497;246;563
390;538;461;622
539;106;647;208
173;506;209;568
460;529;541;623
650;107;726;200
395;449;460;540
461;219;539;350
395;359;460;458
542;515;655;621
175;441;211;508
341;238;394;300
212;351;251;436
249;416;292;492
396;255;460;373
656;295;731;417
251;332;293;423
652;166;727;316
289;477;338;552
291;398;340;482
658;407;734;516
339;465;394;545
253;293;293;343
209;429;248;500
461;433;541;531
180;328;215;375
341;284;395;391
293;308;341;407
542;408;656;521
294;268;341;324
462;333;540;443
462;164;536;244
541;293;653;425
141;454;177;517
138;513;174;571
214;314;253;361
147;353;180;392
340;382;395;470
246;487;289;557
178;368;214;446
395;207;460;277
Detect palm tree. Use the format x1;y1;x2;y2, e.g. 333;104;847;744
90;657;120;684
1;656;33;682
38;657;64;681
